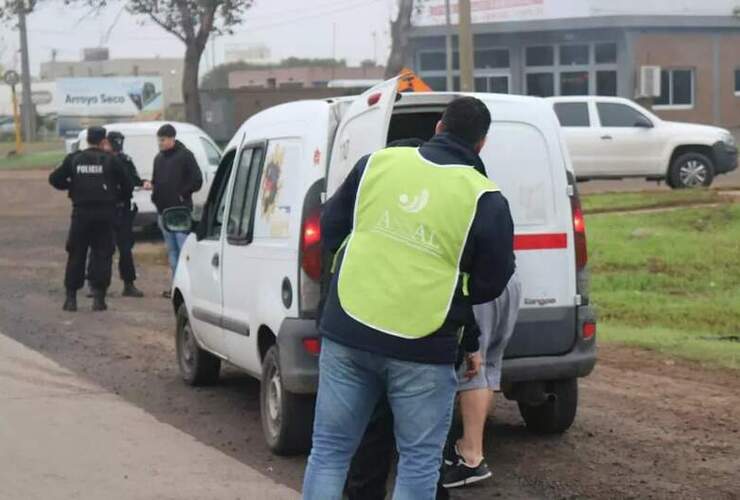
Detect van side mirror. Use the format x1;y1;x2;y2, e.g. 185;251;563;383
161;207;194;233
634;116;653;128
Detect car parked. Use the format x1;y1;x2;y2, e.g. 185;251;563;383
164;80;597;455
548;96;738;188
72;121;222;227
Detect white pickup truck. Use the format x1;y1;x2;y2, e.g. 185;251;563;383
548;96;738;188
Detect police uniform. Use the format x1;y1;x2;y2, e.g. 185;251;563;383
112;151;142;288
50;140;132;310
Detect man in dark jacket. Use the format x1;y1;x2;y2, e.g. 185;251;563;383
107;130;144;297
150;124;203;294
49;126;133;312
302;97;515;500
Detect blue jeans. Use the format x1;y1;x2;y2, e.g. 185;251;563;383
158;215;188;275
302;338;457;500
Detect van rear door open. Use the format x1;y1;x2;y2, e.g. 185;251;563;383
477;96;578;358
326;77;398;197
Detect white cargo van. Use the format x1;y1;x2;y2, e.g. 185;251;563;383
73;121;222;227
164;78;597;455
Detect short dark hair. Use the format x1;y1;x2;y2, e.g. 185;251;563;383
157;123;176;138
107;131;125;152
87;126;107;146
440;97;491;146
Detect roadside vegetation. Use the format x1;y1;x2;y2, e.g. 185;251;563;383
0;141;65;170
585;194;740;370
582;188;725;214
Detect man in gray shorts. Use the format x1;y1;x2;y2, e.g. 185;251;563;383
442;272;522;488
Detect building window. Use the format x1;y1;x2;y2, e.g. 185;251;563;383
526;46;554;67
734;69;740;95
475;75;509;93
419;48;509;92
524;41;618;97
554;102;590;127
560;45;589;66
526;73;554;97
654;69;694;108
595;43;617;64
597;71;618;96
475;49;509;69
560;71;589;95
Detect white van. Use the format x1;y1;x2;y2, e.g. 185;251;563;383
73;121;222;226
164;79;597;455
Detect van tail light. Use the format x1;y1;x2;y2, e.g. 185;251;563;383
582;321;596;341
302;338;321;355
367;92;381;106
571;195;588;270
301;208;322;282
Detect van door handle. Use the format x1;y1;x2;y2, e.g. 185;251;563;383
601;135;613;140
211;253;220;268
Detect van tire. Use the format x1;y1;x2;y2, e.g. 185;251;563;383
176;305;221;385
518;378;578;434
668;152;715;189
260;345;315;455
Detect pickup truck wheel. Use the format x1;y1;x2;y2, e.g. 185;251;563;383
260;345;315;455
518;378;578;434
176;305;221;386
669;152;715;189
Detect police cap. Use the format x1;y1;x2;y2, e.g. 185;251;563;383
107;131;125;152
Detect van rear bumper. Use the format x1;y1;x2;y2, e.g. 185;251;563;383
277;318;320;394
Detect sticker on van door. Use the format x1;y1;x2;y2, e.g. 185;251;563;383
255;141;300;239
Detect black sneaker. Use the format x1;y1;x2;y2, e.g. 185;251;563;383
442;457;492;489
443;443;461;466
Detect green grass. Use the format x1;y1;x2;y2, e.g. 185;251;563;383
582;189;722;214
588;203;740;369
0;140;66;170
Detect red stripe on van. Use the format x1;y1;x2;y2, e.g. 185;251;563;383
514;233;568;251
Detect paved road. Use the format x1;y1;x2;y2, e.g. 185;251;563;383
0;170;738;499
0;332;298;500
577;164;740;193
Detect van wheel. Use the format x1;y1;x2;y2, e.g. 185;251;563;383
176;305;221;385
261;345;315;455
668;152;715;189
518;378;578;434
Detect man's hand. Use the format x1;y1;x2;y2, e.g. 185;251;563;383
142;180;153;191
464;351;482;380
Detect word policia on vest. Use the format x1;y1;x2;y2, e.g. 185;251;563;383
76;165;104;174
338;147;499;339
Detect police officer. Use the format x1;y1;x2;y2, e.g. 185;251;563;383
101;131;144;298
50;126;133;312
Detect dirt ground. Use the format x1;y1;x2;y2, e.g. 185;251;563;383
1;170;738;499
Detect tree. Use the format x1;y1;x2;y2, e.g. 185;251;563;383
0;1;254;126
123;0;254;125
385;0;415;78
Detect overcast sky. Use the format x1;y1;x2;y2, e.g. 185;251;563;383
0;0;397;77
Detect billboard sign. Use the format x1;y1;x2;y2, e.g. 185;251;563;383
412;0;739;26
56;77;164;119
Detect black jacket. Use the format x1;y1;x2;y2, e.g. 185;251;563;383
151;140;203;213
116;152;143;206
319;133;515;365
49;147;133;208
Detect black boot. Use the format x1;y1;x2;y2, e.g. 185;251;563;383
122;281;144;298
92;290;108;312
62;290;77;312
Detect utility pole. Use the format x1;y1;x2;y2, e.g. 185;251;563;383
458;0;474;92
445;0;453;91
17;0;35;142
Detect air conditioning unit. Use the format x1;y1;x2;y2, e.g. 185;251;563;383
639;66;661;98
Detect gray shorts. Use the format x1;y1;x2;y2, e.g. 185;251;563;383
458;272;522;392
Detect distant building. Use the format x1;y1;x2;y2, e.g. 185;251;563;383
228;65;386;89
225;45;273;66
40;52;183;107
408;0;740;128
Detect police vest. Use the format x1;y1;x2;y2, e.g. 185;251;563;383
69;149;117;206
337;147;499;339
